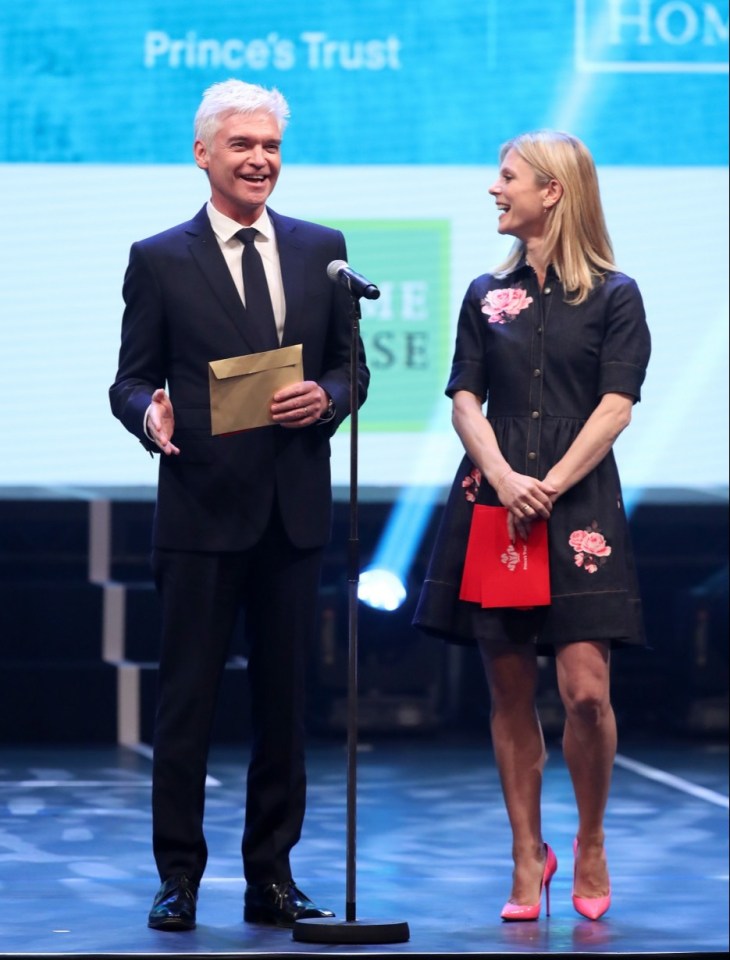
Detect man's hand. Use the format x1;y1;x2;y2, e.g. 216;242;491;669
148;388;180;455
271;381;327;428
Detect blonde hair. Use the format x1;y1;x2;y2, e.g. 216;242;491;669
494;131;616;304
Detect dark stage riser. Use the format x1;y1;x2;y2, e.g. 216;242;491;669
0;489;727;744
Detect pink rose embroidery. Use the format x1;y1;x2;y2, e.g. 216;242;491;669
462;467;482;502
568;530;587;552
481;287;534;325
568;522;612;575
581;531;612;558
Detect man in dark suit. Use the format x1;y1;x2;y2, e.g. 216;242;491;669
109;79;369;931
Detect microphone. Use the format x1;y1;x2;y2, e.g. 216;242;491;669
327;259;381;300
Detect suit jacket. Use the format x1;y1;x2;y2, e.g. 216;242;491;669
109;205;369;552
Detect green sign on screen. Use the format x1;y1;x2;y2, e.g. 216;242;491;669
326;219;452;432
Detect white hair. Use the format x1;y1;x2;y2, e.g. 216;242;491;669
194;79;290;145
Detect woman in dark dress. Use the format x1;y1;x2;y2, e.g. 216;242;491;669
413;131;650;921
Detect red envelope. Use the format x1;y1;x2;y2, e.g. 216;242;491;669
459;505;551;609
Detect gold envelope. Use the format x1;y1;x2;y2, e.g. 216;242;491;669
208;343;303;435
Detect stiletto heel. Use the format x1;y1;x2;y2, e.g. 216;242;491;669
500;843;558;921
572;837;611;920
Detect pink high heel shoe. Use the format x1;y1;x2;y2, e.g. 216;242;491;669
500;843;558;921
572;838;611;920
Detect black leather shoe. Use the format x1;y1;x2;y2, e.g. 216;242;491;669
244;880;335;928
147;875;198;931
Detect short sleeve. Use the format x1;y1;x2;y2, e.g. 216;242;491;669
598;275;651;402
445;277;491;400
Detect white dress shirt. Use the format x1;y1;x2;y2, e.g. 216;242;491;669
206;200;286;344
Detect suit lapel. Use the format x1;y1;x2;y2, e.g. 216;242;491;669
269;209;307;348
186;207;265;354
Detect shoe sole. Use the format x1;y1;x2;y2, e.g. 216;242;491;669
148;917;196;931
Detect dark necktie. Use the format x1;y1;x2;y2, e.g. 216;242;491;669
236;227;278;350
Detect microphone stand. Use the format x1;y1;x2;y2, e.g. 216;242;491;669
292;288;410;945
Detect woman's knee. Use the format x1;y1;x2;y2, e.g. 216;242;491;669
562;686;611;727
556;641;611;726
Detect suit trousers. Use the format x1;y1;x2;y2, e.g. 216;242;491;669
150;503;324;885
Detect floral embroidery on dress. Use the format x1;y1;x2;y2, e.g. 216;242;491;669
481;287;534;325
462;467;482;502
568;523;612;575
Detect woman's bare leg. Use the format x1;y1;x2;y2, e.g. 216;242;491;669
555;640;614;897
479;639;548;904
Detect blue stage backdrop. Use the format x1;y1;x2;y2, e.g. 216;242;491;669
0;0;727;492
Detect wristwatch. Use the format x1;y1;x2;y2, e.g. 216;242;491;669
319;394;336;422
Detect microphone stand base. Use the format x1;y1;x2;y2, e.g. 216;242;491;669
292;916;410;944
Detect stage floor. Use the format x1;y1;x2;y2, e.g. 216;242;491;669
0;736;727;959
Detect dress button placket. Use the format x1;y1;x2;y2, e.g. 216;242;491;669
525;279;550;475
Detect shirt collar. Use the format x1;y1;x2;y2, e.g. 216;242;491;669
506;252;559;284
206;201;274;244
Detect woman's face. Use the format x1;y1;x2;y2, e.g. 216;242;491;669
488;148;552;243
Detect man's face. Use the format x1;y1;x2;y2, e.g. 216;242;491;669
194;109;282;224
